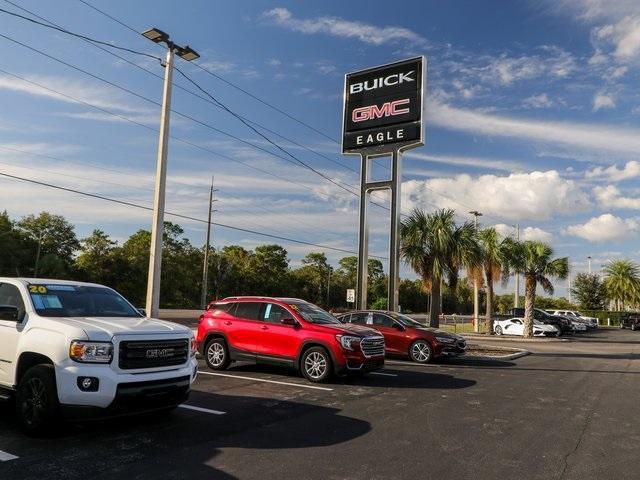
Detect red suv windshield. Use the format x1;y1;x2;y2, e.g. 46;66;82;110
288;301;341;325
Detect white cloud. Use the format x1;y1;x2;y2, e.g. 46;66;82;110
494;224;553;242
522;93;553;108
565;213;640;242
429;100;640;155
405;151;527;172
402;170;591;221
610;65;628;78
585;160;640;181
593;92;616;111
197;59;235;73
263;7;426;46
484;53;574;85
594;185;640;209
0;74;141;113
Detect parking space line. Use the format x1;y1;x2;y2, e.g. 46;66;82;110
179;404;226;415
198;370;333;391
370;372;398;377
0;450;18;462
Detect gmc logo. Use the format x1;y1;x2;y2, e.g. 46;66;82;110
352;99;410;123
145;348;174;359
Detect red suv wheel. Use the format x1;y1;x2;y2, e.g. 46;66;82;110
205;337;231;370
300;346;333;383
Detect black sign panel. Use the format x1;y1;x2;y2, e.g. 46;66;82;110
342;57;424;154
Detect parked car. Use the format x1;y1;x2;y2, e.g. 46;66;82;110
547;310;598;329
619;313;640;331
336;310;466;364
494;318;559;337
197;297;385;383
507;308;573;334
0;278;198;435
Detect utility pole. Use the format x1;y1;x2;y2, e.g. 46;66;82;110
587;256;592;274
141;28;199;318
567;260;572;304
326;268;331;308
201;177;217;309
33;231;43;277
469;211;483;332
514;224;520;308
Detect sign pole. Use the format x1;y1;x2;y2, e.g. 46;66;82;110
356;153;370;310
388;149;402;311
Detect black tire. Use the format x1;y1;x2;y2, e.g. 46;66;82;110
16;364;59;436
204;337;230;370
495;326;503;336
409;340;433;364
300;347;332;383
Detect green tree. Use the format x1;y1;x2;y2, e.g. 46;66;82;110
475;227;512;334
0;211;34;276
75;229;118;284
400;208;481;327
508;241;568;338
250;245;290;296
291;252;331;306
602;260;640;310
570;273;606;310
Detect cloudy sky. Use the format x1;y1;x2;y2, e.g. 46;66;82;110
1;0;640;296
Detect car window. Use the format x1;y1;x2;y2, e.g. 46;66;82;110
234;302;262;321
0;283;25;317
373;313;394;327
513;319;522;324
339;314;351;323
208;302;236;315
349;313;367;325
261;303;290;324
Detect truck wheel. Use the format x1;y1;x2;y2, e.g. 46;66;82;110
300;347;332;383
410;340;433;364
16;365;59;436
495;326;503;335
204;338;230;370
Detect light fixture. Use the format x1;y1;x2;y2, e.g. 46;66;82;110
176;45;200;61
141;27;169;44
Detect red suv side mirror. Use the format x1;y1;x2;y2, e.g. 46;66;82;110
281;317;298;327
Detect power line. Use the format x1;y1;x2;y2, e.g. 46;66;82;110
0;170;386;259
75;0;340;144
0;5;160;60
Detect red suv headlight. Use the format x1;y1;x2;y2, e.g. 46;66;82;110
336;334;362;351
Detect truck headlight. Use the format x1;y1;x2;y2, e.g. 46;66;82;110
435;336;456;344
190;337;197;357
69;341;113;363
336;334;361;351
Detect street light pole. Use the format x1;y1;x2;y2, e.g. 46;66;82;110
33;230;43;277
469;211;483;333
514;223;520;308
587;256;592;275
142;28;199;318
201;177;217;310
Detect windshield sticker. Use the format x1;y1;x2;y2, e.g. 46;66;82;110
366;313;373;325
41;295;63;309
264;303;272;319
45;285;76;291
289;304;299;311
28;285;48;294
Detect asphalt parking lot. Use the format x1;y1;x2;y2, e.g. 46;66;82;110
1;328;639;480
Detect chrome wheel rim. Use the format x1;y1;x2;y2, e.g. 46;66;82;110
207;342;225;367
412;342;431;362
22;377;46;426
304;352;327;379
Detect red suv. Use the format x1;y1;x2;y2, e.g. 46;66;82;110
338;310;466;363
196;297;385;383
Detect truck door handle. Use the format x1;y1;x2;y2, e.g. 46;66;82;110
261;325;268;330
224;321;232;325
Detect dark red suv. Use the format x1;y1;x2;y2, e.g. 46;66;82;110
196;297;385;383
338;310;466;363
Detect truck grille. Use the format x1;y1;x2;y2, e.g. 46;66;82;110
361;336;385;357
119;339;189;370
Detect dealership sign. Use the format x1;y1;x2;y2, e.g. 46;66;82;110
342;56;425;154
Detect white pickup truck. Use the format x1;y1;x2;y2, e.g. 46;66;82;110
0;277;198;434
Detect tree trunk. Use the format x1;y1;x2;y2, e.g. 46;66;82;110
523;274;536;338
485;271;494;335
429;280;441;327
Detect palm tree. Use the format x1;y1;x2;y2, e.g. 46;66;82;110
400;208;481;327
508;241;568;338
602;259;640;310
475;227;511;334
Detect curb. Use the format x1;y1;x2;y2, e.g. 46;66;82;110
464;344;530;361
461;333;568;343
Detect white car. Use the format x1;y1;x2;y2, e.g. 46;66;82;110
548;310;598;329
0;278;198;434
494;318;560;337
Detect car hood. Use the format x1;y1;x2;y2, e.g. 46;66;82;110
50;316;191;341
319;322;382;338
414;327;464;341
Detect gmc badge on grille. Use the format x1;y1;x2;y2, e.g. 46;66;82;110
145;348;174;359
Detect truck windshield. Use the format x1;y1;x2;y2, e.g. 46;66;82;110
28;284;141;318
288;302;341;325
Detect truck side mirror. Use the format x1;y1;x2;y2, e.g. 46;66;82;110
0;305;20;322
